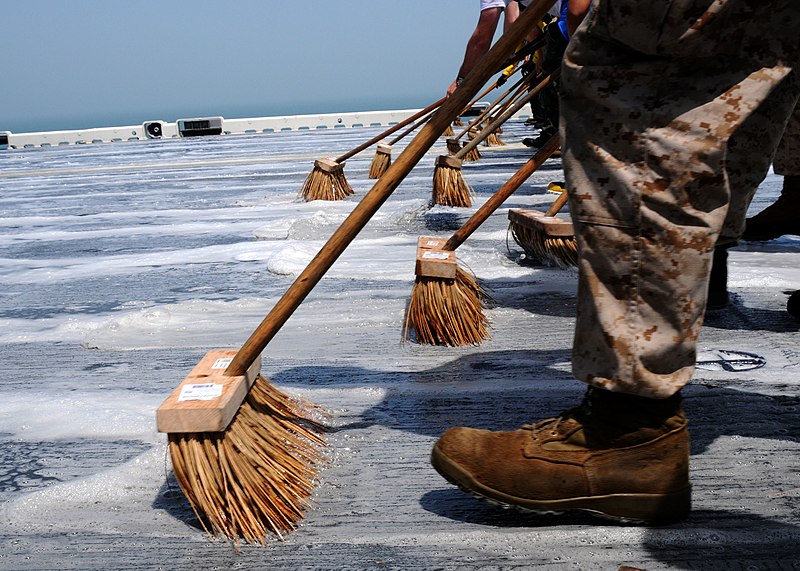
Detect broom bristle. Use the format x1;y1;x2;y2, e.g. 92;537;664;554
443;125;454;137
432;164;473;208
369;150;392;179
462;146;482;162
510;222;579;268
168;374;326;545
299;164;354;201
404;265;491;346
485;132;505;146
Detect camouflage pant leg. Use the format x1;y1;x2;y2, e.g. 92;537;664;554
773;101;800;177
720;77;800;244
560;0;800;398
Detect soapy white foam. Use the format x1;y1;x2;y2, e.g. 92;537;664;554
1;128;798;565
0;391;160;442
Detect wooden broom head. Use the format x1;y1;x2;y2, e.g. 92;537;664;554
414;236;457;279
159;350;328;544
435;154;462;169
299;157;354;201
313;157;344;173
404;237;491;346
446;138;462;155
508;208;578;268
369;143;392;179
157;349;262;433
432;156;472;208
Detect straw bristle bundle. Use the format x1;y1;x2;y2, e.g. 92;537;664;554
485;132;505;146
299;164;354;201
404;265;491;346
433;163;473;208
168;374;326;544
462;146;482;162
509;222;578;269
443;125;455;137
369;150;392;179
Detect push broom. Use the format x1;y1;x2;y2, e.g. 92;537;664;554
437;77;535;206
368;106;439;179
434;71;558;207
508;186;577;268
156;0;554;544
477;76;534;148
481;77;531;147
299;96;445;201
446;73;529;162
406;133;560;346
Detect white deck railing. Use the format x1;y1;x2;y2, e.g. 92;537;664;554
1;106;529;150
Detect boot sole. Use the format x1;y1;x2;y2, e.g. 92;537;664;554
431;444;690;525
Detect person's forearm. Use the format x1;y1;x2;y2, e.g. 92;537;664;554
459;8;503;77
448;33;491;96
447;7;503;96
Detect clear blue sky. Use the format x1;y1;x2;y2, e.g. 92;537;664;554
1;1;486;133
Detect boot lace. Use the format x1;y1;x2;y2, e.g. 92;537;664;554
521;394;593;438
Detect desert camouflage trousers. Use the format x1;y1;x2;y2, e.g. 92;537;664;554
560;0;800;398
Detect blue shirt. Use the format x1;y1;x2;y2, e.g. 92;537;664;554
556;1;570;40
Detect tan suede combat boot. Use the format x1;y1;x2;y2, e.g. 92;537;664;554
431;387;691;524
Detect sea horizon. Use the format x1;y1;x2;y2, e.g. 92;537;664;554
2;92;441;136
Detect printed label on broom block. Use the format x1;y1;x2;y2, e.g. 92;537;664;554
156;349;262;433
418;236;447;250
508;209;574;237
177;383;224;402
415;242;456;279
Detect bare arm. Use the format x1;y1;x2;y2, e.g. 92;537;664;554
447;7;504;96
503;1;519;31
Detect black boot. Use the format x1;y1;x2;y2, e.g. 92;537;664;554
743;175;800;241
522;126;557;149
707;245;729;310
788;290;800;321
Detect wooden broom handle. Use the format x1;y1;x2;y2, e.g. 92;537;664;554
454;69;559;159
334;97;445;163
458;76;512;125
487;69;539;126
545;186;569;216
453;72;529;142
444;133;560;251
457;34;547;121
226;0;557;377
388;107;438;146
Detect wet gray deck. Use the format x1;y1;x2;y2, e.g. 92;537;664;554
0;120;798;570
